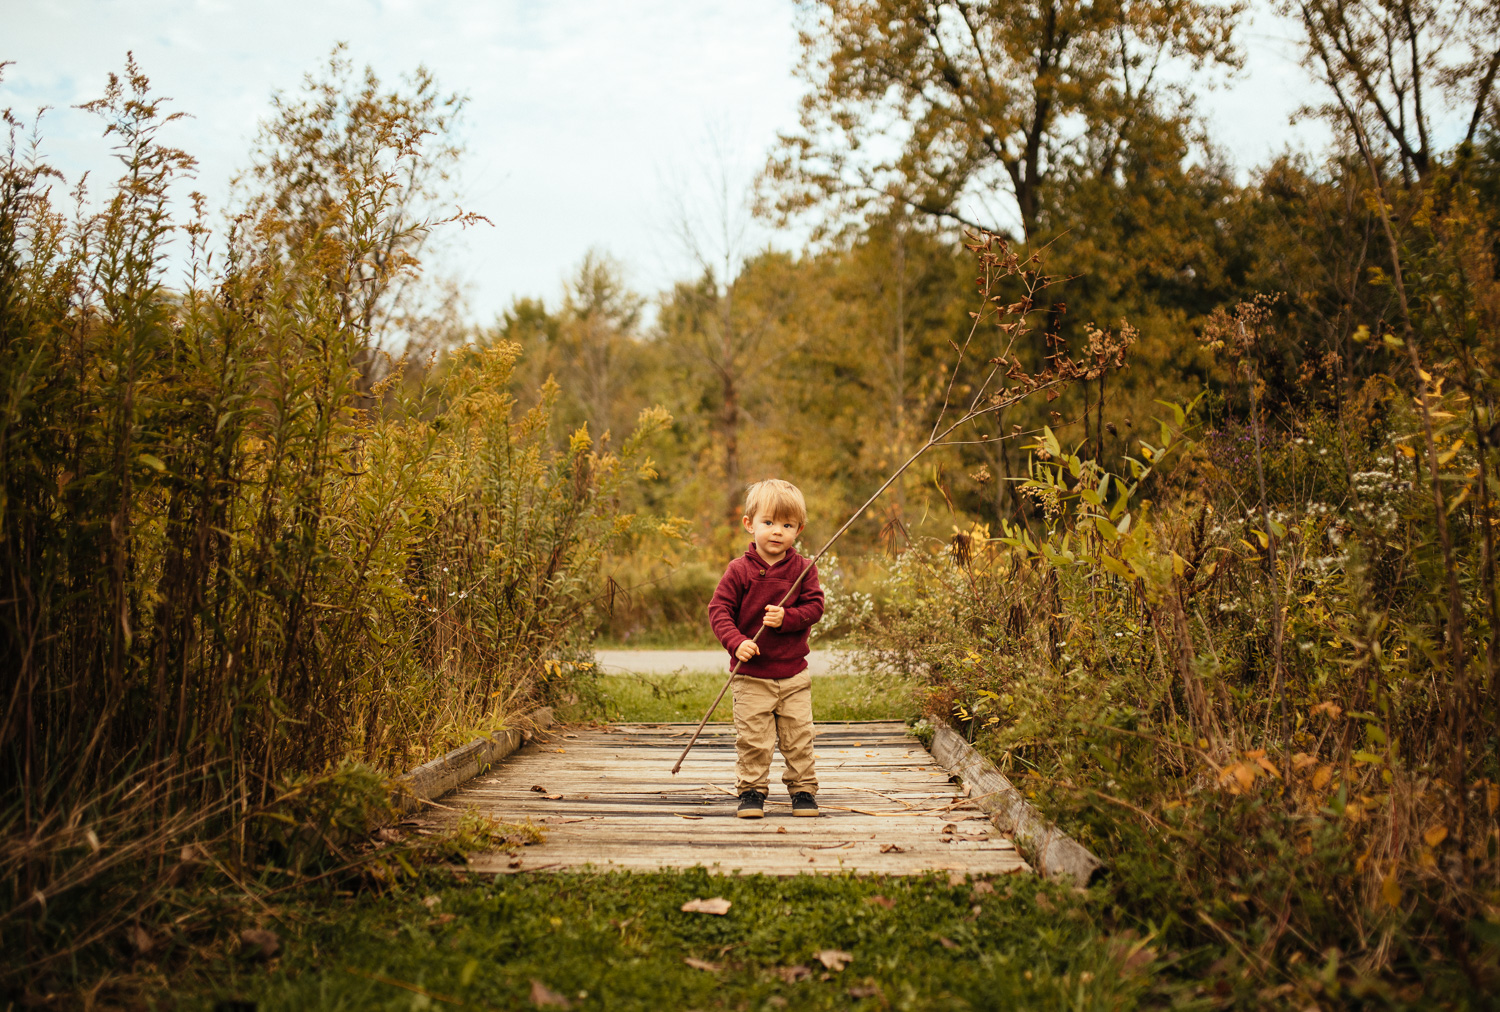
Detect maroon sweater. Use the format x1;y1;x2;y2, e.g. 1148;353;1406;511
708;544;825;679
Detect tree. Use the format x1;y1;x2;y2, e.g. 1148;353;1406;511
662;144;794;524
239;44;472;387
765;0;1242;242
1285;0;1500;183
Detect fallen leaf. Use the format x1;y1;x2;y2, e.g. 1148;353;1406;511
684;957;721;972
1312;765;1334;791
422;895;441;909
240;928;279;959
971;881;994;895
674;813;704;820
1423;825;1448;848
530;785;548;793
775;826;788;834
1034;892;1054;911
848;984;883;999
1381;871;1401;908
429;913;457;926
126;924;154;956
878;843;904;854
774;965;812;983
866;895;894;910
815;949;854;971
681;897;732;915
947;870;967;887
543;794;564;801
938;936;959;950
529;978;572;1008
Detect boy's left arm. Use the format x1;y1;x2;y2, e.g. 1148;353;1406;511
778;561;825;633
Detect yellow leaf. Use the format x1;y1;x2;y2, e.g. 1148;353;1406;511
1381;872;1401;908
1254;755;1281;778
1397;443;1416;458
1423;825;1448;848
1312;765;1333;791
1172;552;1186;576
1220;763;1256;793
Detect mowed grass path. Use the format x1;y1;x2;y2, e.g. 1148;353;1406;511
589;670;913;723
211;870;1165;1011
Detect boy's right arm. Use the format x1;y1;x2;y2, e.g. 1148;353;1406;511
707;564;748;654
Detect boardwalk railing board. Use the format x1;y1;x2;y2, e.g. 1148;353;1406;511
394;707;554;815
929;723;1104;885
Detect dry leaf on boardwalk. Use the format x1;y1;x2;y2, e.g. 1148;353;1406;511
815;949;854;971
543;794;563;801
529;978;572;1007
683;957;722;972
775;826;787;834
681;897;732;915
878;843;904;854
530;785;548;793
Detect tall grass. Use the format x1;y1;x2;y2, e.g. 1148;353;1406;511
0;62;668;992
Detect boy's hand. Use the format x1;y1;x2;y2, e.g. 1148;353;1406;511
735;640;760;663
762;605;785;628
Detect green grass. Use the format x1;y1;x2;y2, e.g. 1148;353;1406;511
199;869;1171;1011
580;672;915;723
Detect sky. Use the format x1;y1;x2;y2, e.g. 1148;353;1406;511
2;0;1330;325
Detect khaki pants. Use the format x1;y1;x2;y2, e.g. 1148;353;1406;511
730;670;818;795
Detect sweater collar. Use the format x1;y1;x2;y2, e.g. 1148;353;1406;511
744;540;800;571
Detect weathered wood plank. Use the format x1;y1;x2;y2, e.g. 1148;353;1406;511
930;723;1103;884
434;720;1031;877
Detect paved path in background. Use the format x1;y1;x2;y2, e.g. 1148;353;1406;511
445;721;1029;877
592;649;853;677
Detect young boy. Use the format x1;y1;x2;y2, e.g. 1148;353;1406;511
708;479;825;818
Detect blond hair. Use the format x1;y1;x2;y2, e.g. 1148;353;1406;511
743;479;807;526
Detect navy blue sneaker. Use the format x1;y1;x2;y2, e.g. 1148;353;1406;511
736;790;766;818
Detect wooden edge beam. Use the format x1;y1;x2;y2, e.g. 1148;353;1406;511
929;723;1104;885
392;706;555;815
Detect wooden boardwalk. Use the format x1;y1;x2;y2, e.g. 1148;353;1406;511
441;721;1031;877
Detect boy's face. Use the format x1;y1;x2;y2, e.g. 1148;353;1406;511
742;509;803;563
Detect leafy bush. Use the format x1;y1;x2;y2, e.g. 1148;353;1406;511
855;381;1500;1002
